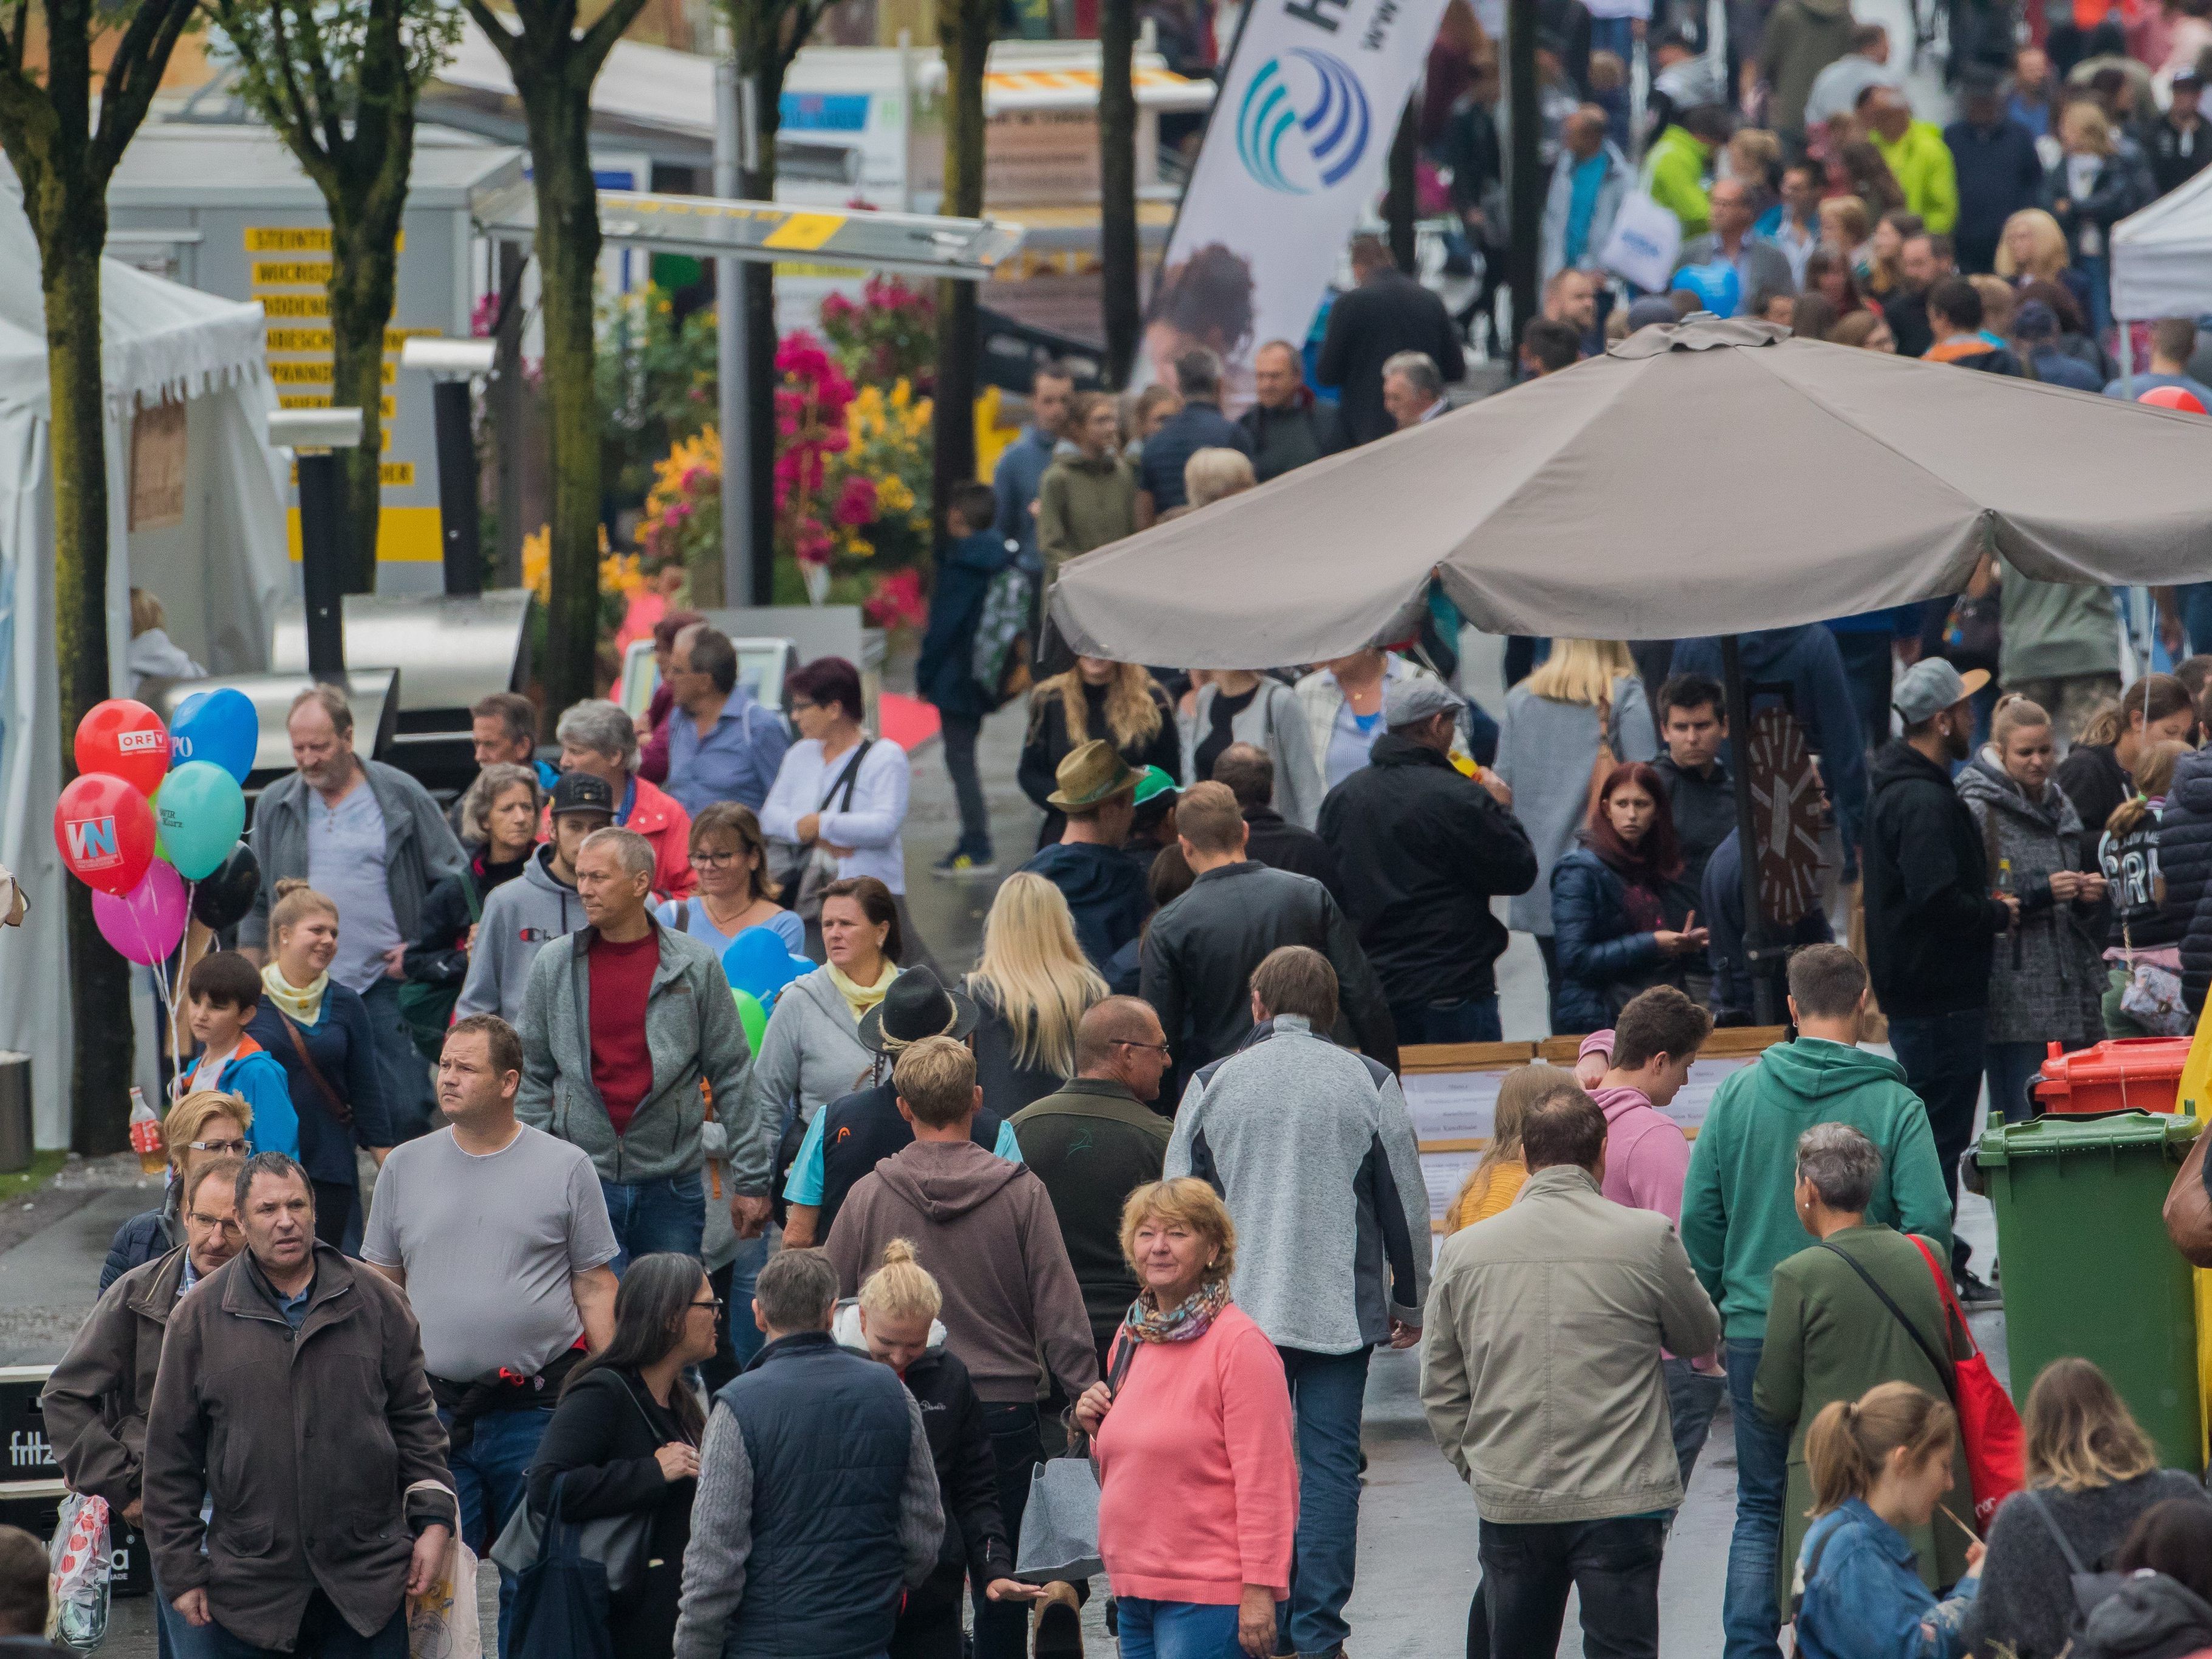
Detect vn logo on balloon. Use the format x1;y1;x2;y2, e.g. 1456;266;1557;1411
1236;47;1371;194
63;817;121;870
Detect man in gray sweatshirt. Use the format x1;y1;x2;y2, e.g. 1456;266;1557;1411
456;771;611;1025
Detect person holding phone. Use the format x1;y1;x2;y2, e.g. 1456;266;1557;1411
1549;762;1710;1036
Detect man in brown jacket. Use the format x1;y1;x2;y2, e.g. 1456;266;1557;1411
142;1152;456;1658
824;1036;1098;1659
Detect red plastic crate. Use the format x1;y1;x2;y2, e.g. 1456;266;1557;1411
2030;1037;2193;1117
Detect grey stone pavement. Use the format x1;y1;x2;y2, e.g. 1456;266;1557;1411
4;638;2006;1658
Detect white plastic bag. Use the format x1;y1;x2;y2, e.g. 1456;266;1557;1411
47;1492;110;1652
1598;190;1683;296
405;1480;482;1659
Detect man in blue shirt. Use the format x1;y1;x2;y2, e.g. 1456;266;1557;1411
991;360;1074;575
1137;347;1253;517
663;623;789;815
1540;105;1629;284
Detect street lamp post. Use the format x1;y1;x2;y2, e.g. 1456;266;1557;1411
270;406;365;682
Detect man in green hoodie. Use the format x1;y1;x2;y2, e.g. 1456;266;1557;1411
1679;943;1951;1659
1646;106;1730;239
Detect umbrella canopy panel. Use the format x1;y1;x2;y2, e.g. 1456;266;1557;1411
1051;316;2212;669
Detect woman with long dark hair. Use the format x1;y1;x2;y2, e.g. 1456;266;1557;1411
527;1253;717;1659
1548;762;1708;1035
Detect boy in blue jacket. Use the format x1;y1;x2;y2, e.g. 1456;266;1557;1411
178;950;300;1159
917;479;1018;879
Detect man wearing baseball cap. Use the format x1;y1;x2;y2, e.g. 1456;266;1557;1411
1863;657;2016;1304
2149;65;2211;199
456;771;616;1026
1316;679;1536;1043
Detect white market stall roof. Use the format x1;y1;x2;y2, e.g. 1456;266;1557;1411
435;24;1212;148
2112;162;2212;323
108;121;522;212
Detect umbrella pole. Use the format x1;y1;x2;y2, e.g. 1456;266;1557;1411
1721;635;1782;1026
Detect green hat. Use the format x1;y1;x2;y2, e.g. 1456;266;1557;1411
1131;765;1179;809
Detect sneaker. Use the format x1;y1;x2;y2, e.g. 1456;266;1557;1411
1954;1268;2003;1308
930;847;998;879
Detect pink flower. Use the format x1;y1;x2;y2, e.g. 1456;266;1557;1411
832;475;877;527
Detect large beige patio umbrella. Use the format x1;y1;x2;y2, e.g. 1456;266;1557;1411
1050;315;2212;669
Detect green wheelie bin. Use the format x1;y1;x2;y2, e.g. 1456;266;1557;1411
1974;1110;2204;1471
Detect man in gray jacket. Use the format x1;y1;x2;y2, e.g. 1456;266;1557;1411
1422;1084;1722;1658
456;770;613;1024
244;685;467;1140
1165;945;1428;1659
516;826;764;1265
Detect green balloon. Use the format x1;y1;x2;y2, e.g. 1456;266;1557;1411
734;988;767;1055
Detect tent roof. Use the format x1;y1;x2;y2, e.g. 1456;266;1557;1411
2112;159;2212;321
0;180;268;417
1051;316;2212;668
108;123;521;210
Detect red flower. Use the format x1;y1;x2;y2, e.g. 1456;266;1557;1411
832;475;878;528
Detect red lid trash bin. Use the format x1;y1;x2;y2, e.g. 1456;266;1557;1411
2031;1037;2194;1117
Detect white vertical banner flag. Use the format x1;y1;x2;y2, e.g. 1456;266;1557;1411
1145;0;1454;408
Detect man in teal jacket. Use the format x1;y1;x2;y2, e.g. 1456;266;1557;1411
1679;943;1951;1659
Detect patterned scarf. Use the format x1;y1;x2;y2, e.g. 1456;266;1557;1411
1123;1278;1232;1344
259;962;329;1025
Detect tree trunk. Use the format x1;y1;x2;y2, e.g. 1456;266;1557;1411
327;213;399;595
1505;0;1541;347
45;231;134;1155
1098;0;1139;386
1386;97;1419;275
525;87;604;716
931;0;990;531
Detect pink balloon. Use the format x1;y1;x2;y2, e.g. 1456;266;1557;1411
92;860;188;966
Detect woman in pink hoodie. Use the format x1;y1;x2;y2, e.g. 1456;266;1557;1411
1075;1179;1296;1659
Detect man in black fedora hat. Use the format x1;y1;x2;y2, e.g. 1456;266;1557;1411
778;966;1026;1247
1021;739;1151;973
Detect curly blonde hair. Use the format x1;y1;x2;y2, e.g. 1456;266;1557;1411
1118;1178;1236;1287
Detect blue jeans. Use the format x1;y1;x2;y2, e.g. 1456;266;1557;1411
599;1171;705;1271
1116;1598;1244;1659
1278;1344;1371;1657
1985;1038;2046;1126
725;1232;770;1370
1388;995;1502;1046
440;1404;555;1658
1722;1338;1791;1659
1663;1355;1727;1490
153;1561;224;1659
207;1595;407;1658
1886;1008;1987;1278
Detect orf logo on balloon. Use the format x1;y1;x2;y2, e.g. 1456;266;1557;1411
1236;47;1372;194
116;731;164;754
64;817;120;871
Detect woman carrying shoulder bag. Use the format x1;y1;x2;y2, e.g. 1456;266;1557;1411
523;1254;716;1659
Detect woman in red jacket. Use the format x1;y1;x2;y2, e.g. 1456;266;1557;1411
1075;1179;1296;1659
549;698;696;900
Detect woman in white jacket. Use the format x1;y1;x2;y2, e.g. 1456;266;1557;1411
1180;671;1320;827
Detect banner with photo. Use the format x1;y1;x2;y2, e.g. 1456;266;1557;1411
1146;0;1453;408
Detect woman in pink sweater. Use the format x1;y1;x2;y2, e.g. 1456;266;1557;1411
1074;1178;1297;1659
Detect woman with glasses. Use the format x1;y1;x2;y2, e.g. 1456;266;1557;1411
655;801;803;954
100;1090;256;1291
527;1253;717;1659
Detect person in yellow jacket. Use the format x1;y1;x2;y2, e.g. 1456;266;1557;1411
1644;108;1731;238
1864;85;1959;235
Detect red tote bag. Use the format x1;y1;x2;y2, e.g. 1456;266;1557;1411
1908;1234;2025;1528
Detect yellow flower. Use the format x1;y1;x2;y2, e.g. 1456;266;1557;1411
876;475;915;515
522;525;550;601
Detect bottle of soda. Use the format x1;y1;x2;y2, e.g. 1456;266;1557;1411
128;1087;166;1176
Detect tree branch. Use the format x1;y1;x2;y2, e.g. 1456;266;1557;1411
574;0;654;81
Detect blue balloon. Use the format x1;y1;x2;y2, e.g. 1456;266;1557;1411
169;687;258;785
722;926;813;1004
1670;260;1742;320
156;761;248;881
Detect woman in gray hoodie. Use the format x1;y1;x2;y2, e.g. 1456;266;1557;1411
1955;694;2109;1125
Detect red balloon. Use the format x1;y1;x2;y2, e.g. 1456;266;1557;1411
53;773;157;897
2137;385;2208;415
74;699;170;796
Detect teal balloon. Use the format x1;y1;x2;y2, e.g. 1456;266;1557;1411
734;989;768;1055
156;761;247;880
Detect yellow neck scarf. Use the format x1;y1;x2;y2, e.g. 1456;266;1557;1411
260;962;329;1025
826;960;891;1024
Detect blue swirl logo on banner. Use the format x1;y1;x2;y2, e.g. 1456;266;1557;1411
1236;47;1371;194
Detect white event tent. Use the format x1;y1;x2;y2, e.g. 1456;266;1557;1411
0;186;289;1147
2112;162;2212;326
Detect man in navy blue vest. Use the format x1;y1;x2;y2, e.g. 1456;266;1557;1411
674;1248;943;1659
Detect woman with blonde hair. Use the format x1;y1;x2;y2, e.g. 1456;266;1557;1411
1178;447;1257;513
1442;1062;1573;1230
2097;737;2193;1036
1959;1358;2211;1659
245;879;393;1245
2047;100;2150;334
837;1239;1049;1658
965;873;1109;1117
125;586;205;693
1496;640;1657;1027
100;1088;255;1289
1995;207;2097;328
1076;1180;1295;1659
1790;1381;1982;1657
1020;658;1180;847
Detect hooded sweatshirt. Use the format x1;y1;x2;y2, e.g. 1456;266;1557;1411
1036;440;1139;580
1680;1037;1954;1338
1591;1083;1689;1225
823;1138;1100;1403
456;843;583;1025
